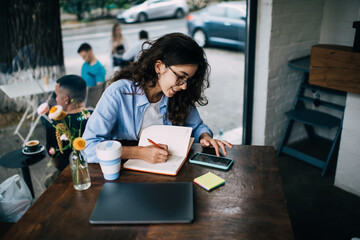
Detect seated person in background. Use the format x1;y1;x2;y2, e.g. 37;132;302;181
121;30;149;67
43;75;92;172
83;33;232;164
77;43;106;87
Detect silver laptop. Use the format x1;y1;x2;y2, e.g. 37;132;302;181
89;182;194;224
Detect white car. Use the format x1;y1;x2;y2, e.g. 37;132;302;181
117;0;189;23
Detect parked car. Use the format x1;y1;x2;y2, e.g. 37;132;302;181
117;0;189;23
187;1;246;49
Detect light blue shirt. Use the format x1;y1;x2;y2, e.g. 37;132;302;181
83;79;213;163
81;61;106;87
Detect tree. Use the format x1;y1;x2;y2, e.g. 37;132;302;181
0;0;65;74
60;0;124;21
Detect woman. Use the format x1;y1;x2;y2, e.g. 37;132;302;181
84;33;232;164
111;23;126;67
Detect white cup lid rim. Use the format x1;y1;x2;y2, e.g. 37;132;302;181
96;140;122;152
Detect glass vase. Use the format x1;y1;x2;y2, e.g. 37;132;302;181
69;150;91;191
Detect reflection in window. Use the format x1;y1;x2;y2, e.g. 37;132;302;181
208;6;226;17
227;8;243;20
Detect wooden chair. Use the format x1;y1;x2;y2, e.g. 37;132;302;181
277;56;346;176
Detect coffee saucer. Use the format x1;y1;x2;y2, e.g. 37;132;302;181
22;145;45;155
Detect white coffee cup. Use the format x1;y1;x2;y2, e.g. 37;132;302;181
96;141;122;180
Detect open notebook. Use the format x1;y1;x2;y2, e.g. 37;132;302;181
123;125;194;176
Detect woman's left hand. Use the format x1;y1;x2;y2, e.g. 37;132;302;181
199;133;233;157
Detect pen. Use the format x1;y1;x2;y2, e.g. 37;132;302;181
147;138;172;156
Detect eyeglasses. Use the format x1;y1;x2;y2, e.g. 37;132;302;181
165;64;191;86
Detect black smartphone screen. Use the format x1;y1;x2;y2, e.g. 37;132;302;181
192;153;233;167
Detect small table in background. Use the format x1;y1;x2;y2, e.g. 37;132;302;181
0;80;56;146
0;148;46;198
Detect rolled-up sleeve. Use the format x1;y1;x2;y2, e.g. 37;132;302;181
185;106;213;142
83;88;120;163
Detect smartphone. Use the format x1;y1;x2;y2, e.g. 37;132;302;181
189;152;234;170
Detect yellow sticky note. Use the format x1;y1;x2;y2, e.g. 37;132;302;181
193;172;225;191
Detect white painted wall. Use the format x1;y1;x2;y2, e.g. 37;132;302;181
252;0;272;145
335;93;360;196
254;0;360;196
318;0;360;197
319;0;358;46
253;0;324;146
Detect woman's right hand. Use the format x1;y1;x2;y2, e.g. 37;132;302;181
141;144;170;164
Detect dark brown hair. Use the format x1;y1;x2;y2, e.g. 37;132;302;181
77;43;91;53
56;75;87;102
110;33;210;125
112;23;124;42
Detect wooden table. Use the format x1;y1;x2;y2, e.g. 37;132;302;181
3;144;293;240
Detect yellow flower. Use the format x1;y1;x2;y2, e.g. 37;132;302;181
49;105;67;120
73;137;86;151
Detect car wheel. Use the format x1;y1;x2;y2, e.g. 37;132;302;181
138;13;147;22
193;29;207;47
174;9;184;18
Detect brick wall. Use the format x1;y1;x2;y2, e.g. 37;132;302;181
254;0;360;196
253;0;324;146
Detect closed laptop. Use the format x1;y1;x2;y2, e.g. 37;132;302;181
89;182;194;224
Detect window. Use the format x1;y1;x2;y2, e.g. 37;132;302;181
208;6;226;17
227;8;243;20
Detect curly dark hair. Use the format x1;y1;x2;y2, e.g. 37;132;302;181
110;32;210;125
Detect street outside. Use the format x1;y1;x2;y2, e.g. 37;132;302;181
0;16;244;202
63;17;244;143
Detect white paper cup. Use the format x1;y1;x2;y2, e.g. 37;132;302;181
96;141;122;180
